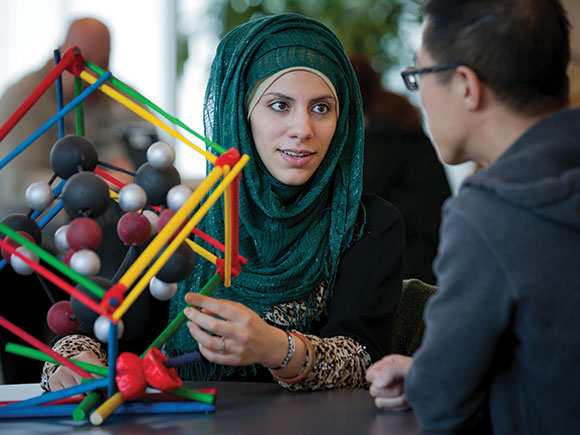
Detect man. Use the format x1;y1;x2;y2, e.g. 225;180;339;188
366;0;580;433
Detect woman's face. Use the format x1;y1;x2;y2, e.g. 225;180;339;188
249;70;338;186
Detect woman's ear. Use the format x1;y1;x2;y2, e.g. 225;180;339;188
454;65;484;111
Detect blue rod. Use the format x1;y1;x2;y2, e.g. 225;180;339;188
107;322;118;398
3;377;108;408
0;401;215;418
30;179;65;221
0;71;111;171
53;49;65;139
0;180;65;271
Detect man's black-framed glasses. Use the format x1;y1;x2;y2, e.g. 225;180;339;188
401;63;462;91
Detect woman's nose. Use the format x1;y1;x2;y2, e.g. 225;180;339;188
287;109;313;140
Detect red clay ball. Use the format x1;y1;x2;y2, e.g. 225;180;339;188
66;217;103;251
46;300;81;335
117;212;152;246
1;232;35;264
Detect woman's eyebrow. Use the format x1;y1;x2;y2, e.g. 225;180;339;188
263;92;294;101
263;92;336;102
311;95;336;103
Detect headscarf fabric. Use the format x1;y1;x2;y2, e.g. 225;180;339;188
167;13;365;365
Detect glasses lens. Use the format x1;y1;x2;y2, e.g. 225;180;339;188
402;71;419;91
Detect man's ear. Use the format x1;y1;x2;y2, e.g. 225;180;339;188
455;65;484;111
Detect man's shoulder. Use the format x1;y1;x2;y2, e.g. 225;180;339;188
0;62;52;108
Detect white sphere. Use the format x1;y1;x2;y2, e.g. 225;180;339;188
167;184;193;211
25;181;54;210
118;183;148;212
11;246;38;275
70;249;101;276
147;141;175;169
54;225;70;252
149;276;178;301
142;210;159;236
93;316;124;343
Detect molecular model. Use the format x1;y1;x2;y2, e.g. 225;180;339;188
0;46;249;424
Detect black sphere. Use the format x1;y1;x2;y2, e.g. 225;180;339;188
156;242;196;282
50;134;98;179
134;163;180;206
62;172;110;218
1;213;42;244
70;277;112;327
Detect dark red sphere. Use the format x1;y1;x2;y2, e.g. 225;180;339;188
1;231;35;264
117;212;152;246
47;301;81;335
66;217;103;250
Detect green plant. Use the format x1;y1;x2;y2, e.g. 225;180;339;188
204;0;423;77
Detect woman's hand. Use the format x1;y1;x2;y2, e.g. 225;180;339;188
183;292;289;368
48;350;105;392
366;354;413;411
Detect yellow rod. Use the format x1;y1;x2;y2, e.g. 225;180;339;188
89;391;124;426
185;238;218;265
80;71;217;164
112;155;249;321
117;166;222;290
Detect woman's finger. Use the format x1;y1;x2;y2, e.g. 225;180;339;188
184;307;233;338
200;307;218;317
187;320;226;353
185;293;246;322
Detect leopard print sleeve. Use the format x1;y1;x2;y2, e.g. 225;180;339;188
275;334;372;391
40;334;108;392
262;283;373;391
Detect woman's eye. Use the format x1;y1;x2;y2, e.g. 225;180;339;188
312;103;330;114
270;101;288;111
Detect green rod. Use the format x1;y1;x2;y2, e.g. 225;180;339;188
5;342;108;376
74;76;85;135
0;222;105;298
73;392;102;421
143;273;223;355
85;61;227;155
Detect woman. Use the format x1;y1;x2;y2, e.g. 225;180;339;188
167;13;404;390
45;13;403;392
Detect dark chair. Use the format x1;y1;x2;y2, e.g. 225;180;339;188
390;278;437;356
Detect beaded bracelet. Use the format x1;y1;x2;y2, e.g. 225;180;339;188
270;332;315;384
269;330;295;370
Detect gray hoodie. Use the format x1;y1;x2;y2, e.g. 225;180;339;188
405;107;580;434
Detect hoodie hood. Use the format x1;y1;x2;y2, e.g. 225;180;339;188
463;107;580;230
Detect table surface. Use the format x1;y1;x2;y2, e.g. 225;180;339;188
0;381;422;434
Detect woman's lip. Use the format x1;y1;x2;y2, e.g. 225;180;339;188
278;149;315;167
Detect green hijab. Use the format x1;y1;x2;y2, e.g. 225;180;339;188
166;14;365;371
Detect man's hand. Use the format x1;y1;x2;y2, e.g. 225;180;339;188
366;354;413;411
